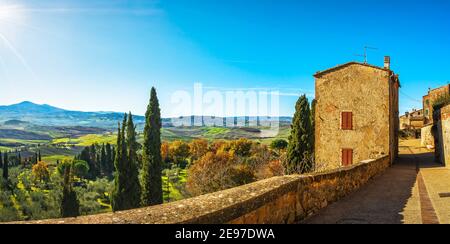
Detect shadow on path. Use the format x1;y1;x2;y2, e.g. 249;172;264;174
303;151;422;224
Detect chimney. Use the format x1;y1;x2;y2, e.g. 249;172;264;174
384;56;391;70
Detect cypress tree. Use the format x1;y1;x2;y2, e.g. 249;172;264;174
90;144;100;178
100;143;107;176
112;118;126;211
2;151;8;180
125;112;141;208
112;146;116;170
311;98;317;156
60;162;80;217
285;95;313;174
141;87;163;206
0;151;3;168
96;152;101;175
38;150;41;162
112;114;141;211
105;143;113;175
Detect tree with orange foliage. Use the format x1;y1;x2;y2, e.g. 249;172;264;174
32;161;50;183
188;139;209;162
186;150;255;196
229;138;253;157
161;142;171;167
208;140;227;153
169;140;190;168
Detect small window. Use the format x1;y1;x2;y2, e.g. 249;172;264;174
341;112;353;130
425;109;429;116
342;149;353;166
426;99;430;105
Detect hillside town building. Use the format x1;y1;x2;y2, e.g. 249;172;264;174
314;57;400;169
423;84;450;125
399;109;424;130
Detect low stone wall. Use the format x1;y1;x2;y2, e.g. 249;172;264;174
436;105;450;168
421;124;434;148
10;156;390;224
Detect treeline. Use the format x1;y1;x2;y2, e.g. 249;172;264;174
0;150;35;183
76;143;115;179
0;151;10;182
0;149;51;170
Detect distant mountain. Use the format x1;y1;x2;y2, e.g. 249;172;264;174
0;101;65;114
3;119;30;126
0;101;292;130
0;101;145;129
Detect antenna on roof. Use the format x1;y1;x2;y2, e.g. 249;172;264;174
355;46;378;64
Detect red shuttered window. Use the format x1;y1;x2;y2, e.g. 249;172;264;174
341;112;353;130
342;148;353;166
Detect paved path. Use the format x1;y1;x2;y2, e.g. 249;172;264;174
303;139;450;224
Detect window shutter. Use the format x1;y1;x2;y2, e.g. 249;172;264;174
347;149;353;165
342;149;353;166
342;149;347;166
342;112;346;129
341;112;353;130
349;112;353;129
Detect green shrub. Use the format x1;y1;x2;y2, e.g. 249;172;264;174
270;139;288;151
72;160;89;178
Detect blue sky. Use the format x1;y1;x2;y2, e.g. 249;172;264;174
0;0;449;117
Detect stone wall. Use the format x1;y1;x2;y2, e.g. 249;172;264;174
435;104;450;168
315;63;393;170
421;124;434;148
10;156;390;224
423;84;450;124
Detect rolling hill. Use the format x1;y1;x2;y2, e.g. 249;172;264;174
0;101;293;151
0;101;145;128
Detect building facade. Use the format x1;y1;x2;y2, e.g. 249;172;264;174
314;57;400;170
435;104;450;168
423;84;450;125
399;109;424;130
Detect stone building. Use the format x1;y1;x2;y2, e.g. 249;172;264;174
423;84;450;125
435;104;450;168
399;109;424;130
314;57;400;170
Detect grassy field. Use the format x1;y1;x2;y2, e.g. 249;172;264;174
162;169;188;202
0;138;49;151
0;146;10;151
72;134;117;146
201;127;231;137
42;155;75;165
0;138;48;144
51;134;117;147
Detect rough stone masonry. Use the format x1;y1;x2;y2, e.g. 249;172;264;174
314;60;400;170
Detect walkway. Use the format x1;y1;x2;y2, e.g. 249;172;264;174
303;139;450;224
